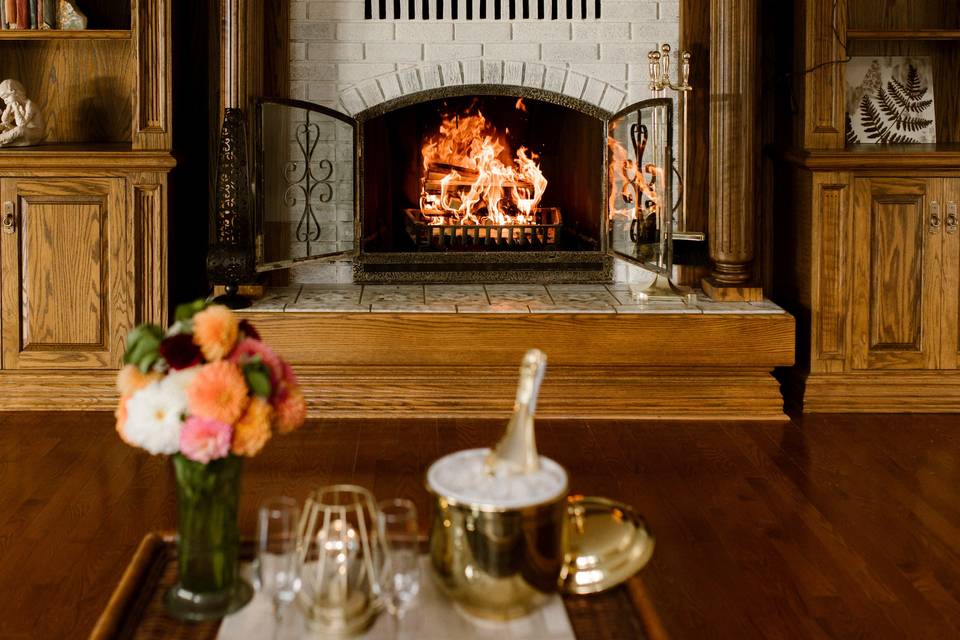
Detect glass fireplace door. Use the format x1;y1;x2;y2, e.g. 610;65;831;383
606;98;674;274
254;99;357;272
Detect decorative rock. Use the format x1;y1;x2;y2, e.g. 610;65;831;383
0;79;47;148
58;0;87;30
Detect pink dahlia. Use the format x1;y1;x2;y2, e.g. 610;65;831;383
179;416;232;463
230;338;284;387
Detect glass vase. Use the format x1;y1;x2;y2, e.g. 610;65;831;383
164;453;253;621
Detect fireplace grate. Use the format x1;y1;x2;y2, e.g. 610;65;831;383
404;208;561;250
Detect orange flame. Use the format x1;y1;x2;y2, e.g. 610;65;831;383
607;134;662;221
419;104;548;225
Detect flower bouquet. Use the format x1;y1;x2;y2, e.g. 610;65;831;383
114;300;306;621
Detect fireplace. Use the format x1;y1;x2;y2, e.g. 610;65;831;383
254;87;673;284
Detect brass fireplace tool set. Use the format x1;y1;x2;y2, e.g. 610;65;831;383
624;43;703;302
291;350;653;636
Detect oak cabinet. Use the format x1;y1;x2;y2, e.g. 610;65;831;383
0;178;132;369
849;177;945;370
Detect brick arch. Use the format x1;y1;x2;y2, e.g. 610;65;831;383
338;59;629;116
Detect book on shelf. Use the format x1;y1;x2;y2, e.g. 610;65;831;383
28;0;36;29
1;0;60;30
42;0;53;28
15;0;27;29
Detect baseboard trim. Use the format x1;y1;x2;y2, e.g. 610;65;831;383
788;370;960;413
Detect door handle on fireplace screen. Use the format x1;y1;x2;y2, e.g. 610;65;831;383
930;201;942;234
1;201;15;235
947;202;958;235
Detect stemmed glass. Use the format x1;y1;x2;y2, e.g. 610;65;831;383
254;497;301;638
377;499;421;640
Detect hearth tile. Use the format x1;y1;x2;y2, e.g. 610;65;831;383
484;285;552;305
295;284;363;306
424;285;489;306
248;286;301;311
614;305;702;314
456;303;530;314
361;285;426;305
697;298;785;314
605;285;645;305
546;285;619;306
528;304;616;314
369;304;457;313
748;300;788;313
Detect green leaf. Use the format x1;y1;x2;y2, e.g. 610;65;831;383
242;361;272;398
175;299;210;323
123;324;164;372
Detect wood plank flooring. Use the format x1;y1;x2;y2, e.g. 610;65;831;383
0;412;958;638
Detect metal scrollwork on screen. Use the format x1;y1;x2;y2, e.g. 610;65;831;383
283;118;335;255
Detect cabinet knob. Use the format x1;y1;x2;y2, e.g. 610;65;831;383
1;201;15;235
930;201;942;234
947;202;959;235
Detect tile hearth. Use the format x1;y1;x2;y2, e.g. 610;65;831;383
249;284;786;315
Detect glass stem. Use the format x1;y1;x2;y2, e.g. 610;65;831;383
391;611;400;640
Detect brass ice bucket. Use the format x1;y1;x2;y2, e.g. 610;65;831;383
425;350;654;620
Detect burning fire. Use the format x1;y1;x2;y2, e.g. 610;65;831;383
607;131;663;222
419;101;548;226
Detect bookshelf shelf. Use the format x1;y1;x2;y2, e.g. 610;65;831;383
847;29;960;41
0;29;131;40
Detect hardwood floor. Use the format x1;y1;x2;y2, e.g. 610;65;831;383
1;413;959;638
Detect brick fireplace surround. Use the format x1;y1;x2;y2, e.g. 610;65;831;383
217;0;796;421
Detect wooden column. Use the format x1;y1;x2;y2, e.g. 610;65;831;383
702;0;764;301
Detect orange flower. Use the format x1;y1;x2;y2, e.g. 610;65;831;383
115;395;135;446
274;385;306;434
192;305;239;361
186;361;249;425
116;364;160;396
232;396;273;457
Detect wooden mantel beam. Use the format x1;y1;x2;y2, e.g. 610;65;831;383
702;0;764;302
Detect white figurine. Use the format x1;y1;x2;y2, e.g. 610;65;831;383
0;79;47;148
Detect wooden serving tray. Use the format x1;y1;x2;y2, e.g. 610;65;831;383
90;533;667;640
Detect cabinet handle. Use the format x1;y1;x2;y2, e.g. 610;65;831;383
1;201;14;235
947;202;959;235
930;201;942;234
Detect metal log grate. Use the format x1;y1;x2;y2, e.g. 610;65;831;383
404;208;561;250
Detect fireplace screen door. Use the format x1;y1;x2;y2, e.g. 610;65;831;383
254;98;357;272
606;98;674;275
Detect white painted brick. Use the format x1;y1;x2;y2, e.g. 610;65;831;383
513;22;571;42
523;63;546;89
632;22;679;43
581;78;607;105
425;43;483;61
543;67;566;93
572;23;631;42
290;22;336;41
627;81;655;103
571;63;629;84
396;22;453;42
439;61;463;86
503;61;524;85
307;82;339;103
340;88;365;115
308;2;366;20
337;22;394;42
462;59;482;84
379;75;403;101
358;80;384;107
602;1;660;21
600;86;628;112
482;60;503;84
605;43;659;65
370;42;422;63
289;81;308;100
290;42;307;60
290;2;307;21
455;23;511;43
542;43;599;63
336;63;396;85
563;72;587;99
397;68;423;95
483;43;539;60
308;42;364;61
422;64;442;90
659;2;680;20
290;62;337;81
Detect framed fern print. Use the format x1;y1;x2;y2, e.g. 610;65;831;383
845;57;937;145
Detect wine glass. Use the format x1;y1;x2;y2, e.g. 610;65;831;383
254;497;300;637
377;499;421;640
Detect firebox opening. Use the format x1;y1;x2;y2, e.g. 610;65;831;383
360;94;605;255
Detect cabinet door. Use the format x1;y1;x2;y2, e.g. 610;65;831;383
0;178;131;369
850;177;942;370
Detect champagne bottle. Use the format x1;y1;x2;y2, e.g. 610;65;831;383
485;349;547;476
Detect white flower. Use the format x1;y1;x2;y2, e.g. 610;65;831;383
123;379;189;455
162;367;199;395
